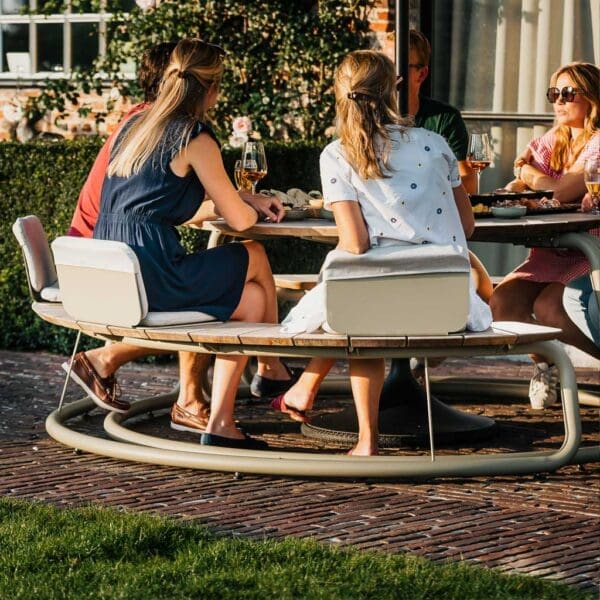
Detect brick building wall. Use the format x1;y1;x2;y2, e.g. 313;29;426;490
0;88;135;141
0;1;394;142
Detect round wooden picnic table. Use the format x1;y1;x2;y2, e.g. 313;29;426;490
202;211;599;445
205;211;600;304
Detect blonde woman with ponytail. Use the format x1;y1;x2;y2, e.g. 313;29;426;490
492;62;600;410
93;38;295;450
274;50;489;456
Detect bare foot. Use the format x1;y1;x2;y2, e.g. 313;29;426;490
204;422;246;440
256;360;291;381
280;387;315;414
347;444;378;456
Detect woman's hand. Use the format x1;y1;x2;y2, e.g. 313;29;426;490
240;191;286;223
504;178;529;192
513;147;532;169
580;193;598;213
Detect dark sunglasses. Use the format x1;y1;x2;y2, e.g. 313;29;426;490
546;86;580;103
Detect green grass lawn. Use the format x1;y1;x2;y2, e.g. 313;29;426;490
0;498;591;600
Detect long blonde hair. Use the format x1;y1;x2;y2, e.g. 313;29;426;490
108;38;225;178
550;62;599;172
334;50;410;180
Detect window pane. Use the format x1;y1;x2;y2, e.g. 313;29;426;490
75;1;95;11
112;0;136;11
71;22;98;70
1;23;28;72
37;23;63;72
0;0;27;15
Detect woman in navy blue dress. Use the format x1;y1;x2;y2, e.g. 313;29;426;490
94;38;291;449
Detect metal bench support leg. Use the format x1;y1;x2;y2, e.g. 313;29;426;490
557;231;600;306
424;357;435;462
58;329;82;412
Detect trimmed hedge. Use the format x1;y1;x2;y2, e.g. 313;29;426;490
1;140;328;353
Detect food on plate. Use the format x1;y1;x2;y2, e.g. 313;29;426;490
492;196;559;210
260;188;324;211
471;203;490;214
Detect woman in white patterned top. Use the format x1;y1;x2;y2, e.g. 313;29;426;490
273;50;490;456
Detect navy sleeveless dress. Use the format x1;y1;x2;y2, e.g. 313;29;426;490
93;118;248;321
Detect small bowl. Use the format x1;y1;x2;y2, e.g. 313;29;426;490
491;205;527;219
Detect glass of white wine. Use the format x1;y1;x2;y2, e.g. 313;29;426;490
584;157;600;215
467;133;493;194
241;141;267;194
233;160;251;191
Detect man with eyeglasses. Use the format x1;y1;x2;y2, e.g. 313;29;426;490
406;30;478;195
406;29;491;300
397;30;493;386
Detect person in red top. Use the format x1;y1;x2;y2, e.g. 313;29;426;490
65;42;216;434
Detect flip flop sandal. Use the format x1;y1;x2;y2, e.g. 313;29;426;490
270;394;310;423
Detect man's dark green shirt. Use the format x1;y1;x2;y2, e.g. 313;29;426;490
414;96;469;161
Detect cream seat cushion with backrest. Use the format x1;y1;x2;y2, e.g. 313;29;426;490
322;244;471;336
12;215;61;303
51;236;217;328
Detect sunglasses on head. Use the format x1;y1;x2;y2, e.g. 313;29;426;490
546;86;580;103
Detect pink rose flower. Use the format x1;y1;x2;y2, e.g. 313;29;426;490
232;116;252;134
135;0;156;10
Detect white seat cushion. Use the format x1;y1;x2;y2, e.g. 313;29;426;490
40;284;61;302
140;311;217;327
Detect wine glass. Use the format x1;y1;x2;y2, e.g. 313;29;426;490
467;133;493;194
584;157;600;215
241;141;267;194
233;159;251;191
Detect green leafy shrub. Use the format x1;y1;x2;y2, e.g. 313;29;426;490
1;140;328;353
29;0;374;143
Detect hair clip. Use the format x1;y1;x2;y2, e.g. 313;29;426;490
347;92;358;100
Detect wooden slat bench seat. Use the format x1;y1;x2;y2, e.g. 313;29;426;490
33;300;591;479
274;273;318;302
274;274;319;291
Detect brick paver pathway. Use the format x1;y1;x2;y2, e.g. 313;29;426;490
1;350;598;591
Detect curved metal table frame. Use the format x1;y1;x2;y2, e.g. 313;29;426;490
44;329;596;478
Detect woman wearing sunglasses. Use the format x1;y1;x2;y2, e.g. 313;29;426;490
491;62;600;410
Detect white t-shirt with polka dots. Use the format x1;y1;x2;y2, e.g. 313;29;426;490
320;126;468;258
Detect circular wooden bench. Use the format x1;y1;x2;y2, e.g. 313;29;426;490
34;301;595;479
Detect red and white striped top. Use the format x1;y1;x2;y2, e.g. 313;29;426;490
507;128;600;285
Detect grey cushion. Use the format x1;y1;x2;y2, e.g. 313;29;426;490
12;216;58;293
140;311;217;327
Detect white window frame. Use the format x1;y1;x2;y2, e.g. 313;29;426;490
0;0;129;83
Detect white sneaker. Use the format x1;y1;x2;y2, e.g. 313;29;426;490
528;362;559;409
